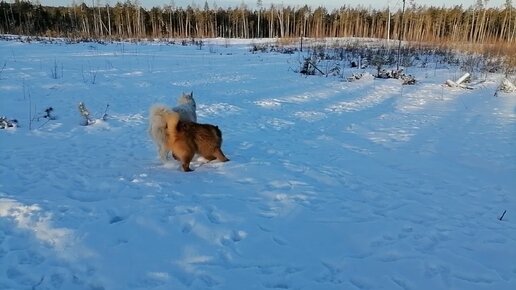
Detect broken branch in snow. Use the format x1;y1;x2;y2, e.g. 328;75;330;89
78;102;95;126
300;58;326;76
0;116;18;129
376;69;416;85
445;73;473;89
347;73;364;82
456;73;470;85
101;104;110;121
309;61;325;75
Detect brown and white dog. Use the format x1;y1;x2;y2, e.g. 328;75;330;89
149;105;229;171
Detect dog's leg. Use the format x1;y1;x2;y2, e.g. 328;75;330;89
213;148;229;162
180;153;194;171
176;148;195;172
181;162;193;172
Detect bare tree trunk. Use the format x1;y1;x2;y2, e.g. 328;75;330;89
470;8;476;41
277;7;284;38
396;0;406;71
97;2;104;37
269;6;274;38
107;4;111;37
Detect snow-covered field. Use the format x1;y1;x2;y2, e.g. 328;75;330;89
0;38;515;290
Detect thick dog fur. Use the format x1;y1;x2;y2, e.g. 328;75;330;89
149;107;229;171
149;92;197;161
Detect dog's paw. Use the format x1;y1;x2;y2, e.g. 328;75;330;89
182;165;193;172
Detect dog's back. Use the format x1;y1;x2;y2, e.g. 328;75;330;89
171;121;229;171
178;122;222;152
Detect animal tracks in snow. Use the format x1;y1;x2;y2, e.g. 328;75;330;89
198;103;243;117
0;198;102;289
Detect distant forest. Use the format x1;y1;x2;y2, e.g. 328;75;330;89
0;0;514;44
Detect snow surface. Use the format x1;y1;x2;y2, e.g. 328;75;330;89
0;38;515;290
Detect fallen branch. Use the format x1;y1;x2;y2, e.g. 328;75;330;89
78;102;95;126
376;69;416;85
456;72;470;85
0;116;18;129
308;61;325;76
101;104;110;121
445;73;473;89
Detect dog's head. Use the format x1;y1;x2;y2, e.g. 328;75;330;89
178;92;196;109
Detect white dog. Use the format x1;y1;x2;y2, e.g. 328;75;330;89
172;92;197;123
149;92;197;161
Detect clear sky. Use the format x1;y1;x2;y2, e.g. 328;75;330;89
37;0;508;10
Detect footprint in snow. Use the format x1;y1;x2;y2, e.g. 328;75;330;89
221;230;247;247
109;215;125;224
207;209;221;224
273;236;288;246
107;209;127;224
230;230;247;242
181;220;195;233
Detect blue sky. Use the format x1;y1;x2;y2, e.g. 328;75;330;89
38;0;508;10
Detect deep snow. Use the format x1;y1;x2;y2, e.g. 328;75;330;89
0;38;515;290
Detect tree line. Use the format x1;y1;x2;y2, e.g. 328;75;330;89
0;0;514;44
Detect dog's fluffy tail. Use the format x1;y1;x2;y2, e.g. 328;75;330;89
149;104;180;161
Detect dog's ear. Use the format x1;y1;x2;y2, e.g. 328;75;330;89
191;91;194;97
